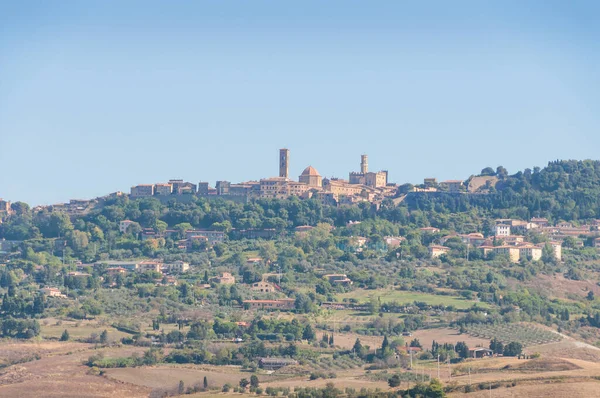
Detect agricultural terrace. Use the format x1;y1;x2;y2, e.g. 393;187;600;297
465;323;563;347
336;288;488;310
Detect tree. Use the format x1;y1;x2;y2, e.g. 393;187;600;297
496;166;508;178
70;230;90;251
504;342;523;357
203;376;208;389
60;329;70;341
250;375;259;388
489;338;504;355
178;380;185;395
155;220;168;234
455;341;469;359
588;291;595;301
481;167;495;176
99;329;108;344
426;378;446;398
381;335;389;352
328;334;334;346
239;378;249;389
353;338;364;356
541;243;556;263
410;338;422;348
388;374;401;388
302;324;315;341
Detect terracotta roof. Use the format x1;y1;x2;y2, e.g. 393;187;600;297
301;166;321;176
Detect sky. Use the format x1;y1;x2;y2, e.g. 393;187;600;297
1;1;599;205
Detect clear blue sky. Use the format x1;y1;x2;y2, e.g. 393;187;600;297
1;1;599;205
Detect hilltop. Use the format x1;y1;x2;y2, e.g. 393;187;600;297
0;159;600;397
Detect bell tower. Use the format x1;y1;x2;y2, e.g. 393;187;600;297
279;148;289;179
361;154;368;174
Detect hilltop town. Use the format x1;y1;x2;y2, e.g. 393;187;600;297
2;158;600;397
129;149;396;206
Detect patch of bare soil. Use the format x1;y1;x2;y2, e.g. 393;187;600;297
0;343;150;397
513;357;581;372
449;379;600;398
525;274;600;300
0;341;90;368
468;176;498;193
105;364;279;390
529;340;600;362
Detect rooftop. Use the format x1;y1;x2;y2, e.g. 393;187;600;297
301;166;321;176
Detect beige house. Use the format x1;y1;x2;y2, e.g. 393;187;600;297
130;184;155;197
166;261;190;273
530;217;549;227
243;298;295;310
440;180;463;193
518;244;542;261
106;267;127;275
429;245;450;258
324;274;353;286
483;246;520;263
550;241;562;261
154;183;173;195
40;287;67;298
252;281;277;293
211;272;235;285
119;220;136;233
136;261;162;273
495;224;511;237
502;235;525;245
385;236;405;249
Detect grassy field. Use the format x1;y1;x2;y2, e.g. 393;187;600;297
0;343;150;398
40;318;132;342
449;380;600;398
336;288;488;310
105;365;279;390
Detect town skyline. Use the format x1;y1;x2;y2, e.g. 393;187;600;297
2;2;599;205
2;145;598;207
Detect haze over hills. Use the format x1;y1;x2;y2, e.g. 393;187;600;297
2;159;600;397
2;1;600;397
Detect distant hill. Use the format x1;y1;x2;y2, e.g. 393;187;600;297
407;160;600;222
468;175;498;193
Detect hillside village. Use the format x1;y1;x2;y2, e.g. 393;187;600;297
3;159;600;397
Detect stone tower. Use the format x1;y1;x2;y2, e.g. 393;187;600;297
279;148;289;179
361;154;368;174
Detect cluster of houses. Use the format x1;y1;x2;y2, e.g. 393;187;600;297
92;259;190;275
119;220;226;250
427;218;572;263
129;150;398;207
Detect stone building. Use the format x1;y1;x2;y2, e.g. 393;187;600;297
298;166;322;188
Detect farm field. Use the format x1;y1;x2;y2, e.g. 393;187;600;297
304;354;365;372
449;380;600;397
0;344;150;398
105;364;279;390
40;318;132;341
0;340;91;368
527;340;600;362
449;356;600;385
331;332;384;350
464;323;562;347
331;328;490;352
411;328;490;349
336;289;487;310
